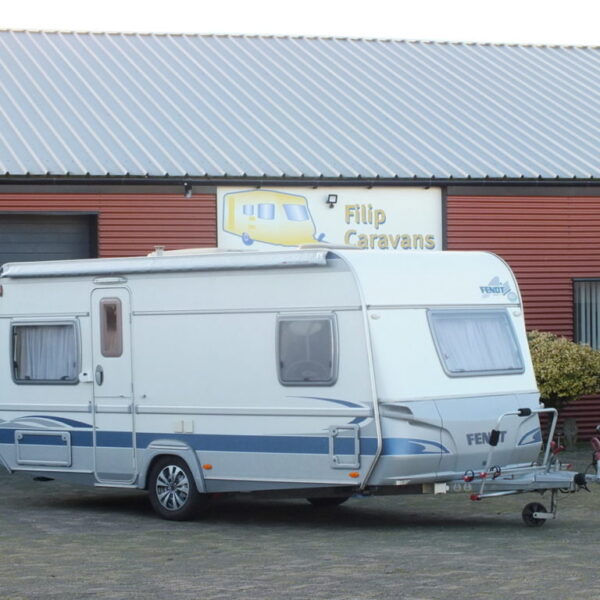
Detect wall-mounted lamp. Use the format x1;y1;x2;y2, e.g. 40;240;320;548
326;194;338;209
183;182;193;198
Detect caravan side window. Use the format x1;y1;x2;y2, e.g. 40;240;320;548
277;315;337;386
428;309;524;377
12;322;79;384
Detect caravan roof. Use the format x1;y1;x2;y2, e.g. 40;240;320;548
0;247;519;308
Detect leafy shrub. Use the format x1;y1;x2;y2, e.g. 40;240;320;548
527;330;600;410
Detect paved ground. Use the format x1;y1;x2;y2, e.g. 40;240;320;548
1;448;599;600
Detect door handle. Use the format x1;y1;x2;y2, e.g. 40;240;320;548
95;365;104;386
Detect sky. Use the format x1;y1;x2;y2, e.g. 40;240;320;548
1;0;600;47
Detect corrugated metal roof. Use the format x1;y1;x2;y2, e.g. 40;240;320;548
2;31;600;181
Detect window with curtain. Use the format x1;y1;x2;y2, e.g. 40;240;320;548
13;323;79;383
278;316;337;385
428;310;524;376
574;280;600;349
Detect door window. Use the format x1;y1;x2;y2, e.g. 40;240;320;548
100;298;123;357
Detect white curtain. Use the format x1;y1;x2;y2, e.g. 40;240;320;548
16;325;78;381
432;312;522;374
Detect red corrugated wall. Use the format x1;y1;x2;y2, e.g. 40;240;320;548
447;194;600;440
0;193;217;257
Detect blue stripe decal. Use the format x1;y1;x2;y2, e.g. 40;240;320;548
1;417;450;456
97;432;133;448
28;416;93;428
136;433;330;454
135;434;449;455
71;431;93;446
3;431;449;456
518;427;542;446
289;396;367;409
0;430;125;448
383;438;449;455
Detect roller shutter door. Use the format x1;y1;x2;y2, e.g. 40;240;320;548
0;214;95;265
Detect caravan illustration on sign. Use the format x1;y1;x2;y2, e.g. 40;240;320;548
223;189;325;246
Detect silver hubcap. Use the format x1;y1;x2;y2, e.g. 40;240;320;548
155;465;190;511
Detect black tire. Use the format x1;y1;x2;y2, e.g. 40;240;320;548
307;496;350;508
521;502;547;527
148;457;206;521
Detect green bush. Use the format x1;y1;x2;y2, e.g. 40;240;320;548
527;330;600;411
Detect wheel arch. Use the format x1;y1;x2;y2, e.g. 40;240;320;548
138;440;207;493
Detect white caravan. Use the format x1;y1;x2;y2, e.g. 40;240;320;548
0;247;595;525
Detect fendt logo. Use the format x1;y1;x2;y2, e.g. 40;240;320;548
480;276;518;302
466;431;507;445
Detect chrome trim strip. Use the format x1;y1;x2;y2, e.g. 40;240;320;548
0;312;90;318
93;482;138;489
367;303;519;310
378;390;539;403
133;306;360;317
0;403;92;412
6;467;93;474
204;475;354;485
135;405;372;417
94;404;132;414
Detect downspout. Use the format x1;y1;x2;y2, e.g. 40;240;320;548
337;252;383;491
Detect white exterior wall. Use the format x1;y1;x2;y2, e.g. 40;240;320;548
131;309;372;421
369;308;536;401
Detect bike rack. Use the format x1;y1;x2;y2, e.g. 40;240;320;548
475;407;559;499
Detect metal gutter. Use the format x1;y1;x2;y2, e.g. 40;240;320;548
3;175;600;188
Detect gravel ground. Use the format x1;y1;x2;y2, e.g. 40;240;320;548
0;447;599;600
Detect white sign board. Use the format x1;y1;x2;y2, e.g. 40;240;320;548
217;187;442;250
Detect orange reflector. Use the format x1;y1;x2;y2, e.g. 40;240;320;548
202;464;213;470
349;472;360;478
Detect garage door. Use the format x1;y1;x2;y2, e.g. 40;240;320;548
0;214;96;265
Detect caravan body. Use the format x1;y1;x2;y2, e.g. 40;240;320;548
0;248;554;520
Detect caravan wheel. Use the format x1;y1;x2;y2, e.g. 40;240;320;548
148;457;206;521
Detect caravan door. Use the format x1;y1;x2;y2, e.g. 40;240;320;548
90;288;135;483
